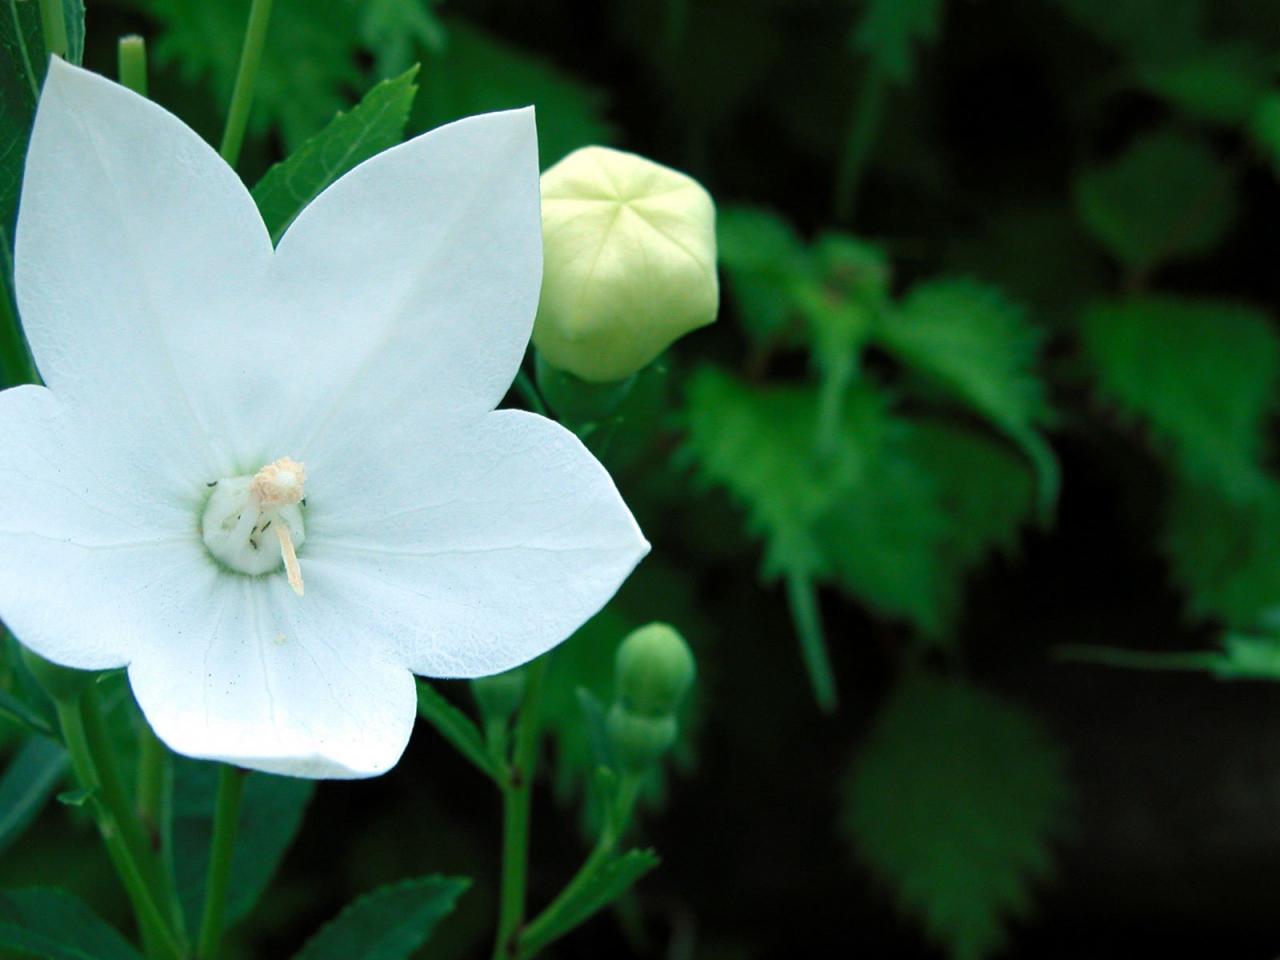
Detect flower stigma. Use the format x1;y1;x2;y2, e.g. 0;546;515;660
201;457;307;596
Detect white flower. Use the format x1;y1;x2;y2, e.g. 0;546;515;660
0;60;649;779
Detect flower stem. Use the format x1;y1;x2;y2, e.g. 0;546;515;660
219;0;274;167
36;0;68;61
833;64;886;222
493;655;549;960
136;720;165;849
196;766;246;960
55;698;184;960
117;35;148;97
518;774;641;958
786;570;837;713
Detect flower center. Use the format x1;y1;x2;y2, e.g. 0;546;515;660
201;457;307;595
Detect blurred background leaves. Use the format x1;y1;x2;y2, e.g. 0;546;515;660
1;0;1280;957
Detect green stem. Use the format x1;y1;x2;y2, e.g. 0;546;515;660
785;571;837;713
196;766;246;960
514;368;549;417
117;35;148;97
834;64;886;222
36;0;67;61
219;0;274;167
493;656;549;960
55;699;183;960
518;774;641;958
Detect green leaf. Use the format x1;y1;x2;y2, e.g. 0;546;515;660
843;673;1069;960
716;205;810;344
252;67;420;243
0;688;55;739
55;787;93;808
683;367;886;578
292;875;469;960
814;435;951;636
417;19;612;166
1081;297;1280;499
1163;476;1280;628
521;849;659;956
1073;131;1236;272
0;0;83;386
0;887;143;960
852;0;944;83
0;737;66;856
1139;43;1271;126
172;759;314;931
876;278;1057;518
415;681;504;783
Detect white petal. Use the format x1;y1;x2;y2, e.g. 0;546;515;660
129;573;416;779
265;108;542;468
303;410;649;678
15;60;274;476
0;384;214;668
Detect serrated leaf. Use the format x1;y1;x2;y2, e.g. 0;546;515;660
844;673;1069;960
415;680;504;783
1074;131;1236;272
0;887;143;960
876;278;1057;518
1081;297;1279;499
253;67;419;242
172;759;314;931
0;737;66;856
521;849;659;956
416;19;612;166
684;367;886;578
815;437;951;636
292;875;469;960
853;0;944;83
1163;476;1280;628
1139;43;1271;125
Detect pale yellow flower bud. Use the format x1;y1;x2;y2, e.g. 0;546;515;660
533;146;719;383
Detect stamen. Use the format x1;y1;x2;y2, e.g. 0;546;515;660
251;457;306;508
275;522;304;596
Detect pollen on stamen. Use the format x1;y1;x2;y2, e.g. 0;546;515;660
251;457;307;508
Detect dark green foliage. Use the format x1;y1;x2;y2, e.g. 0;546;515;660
0;738;65;857
415;19;613;167
1074;132;1237;273
0;887;142;960
171;759;313;931
843;674;1069;960
853;0;944;82
1081;298;1279;499
253;67;419;242
291;875;468;960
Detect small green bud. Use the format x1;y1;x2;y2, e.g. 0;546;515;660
534;146;719;383
470;667;527;725
20;647;94;703
606;702;677;774
534;351;636;424
615;623;696;719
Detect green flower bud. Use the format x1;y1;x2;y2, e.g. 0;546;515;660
20;647;94;703
615;623;696;719
471;667;526;725
606;702;677;774
534;146;719;383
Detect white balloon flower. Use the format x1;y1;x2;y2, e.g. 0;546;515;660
0;60;649;779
